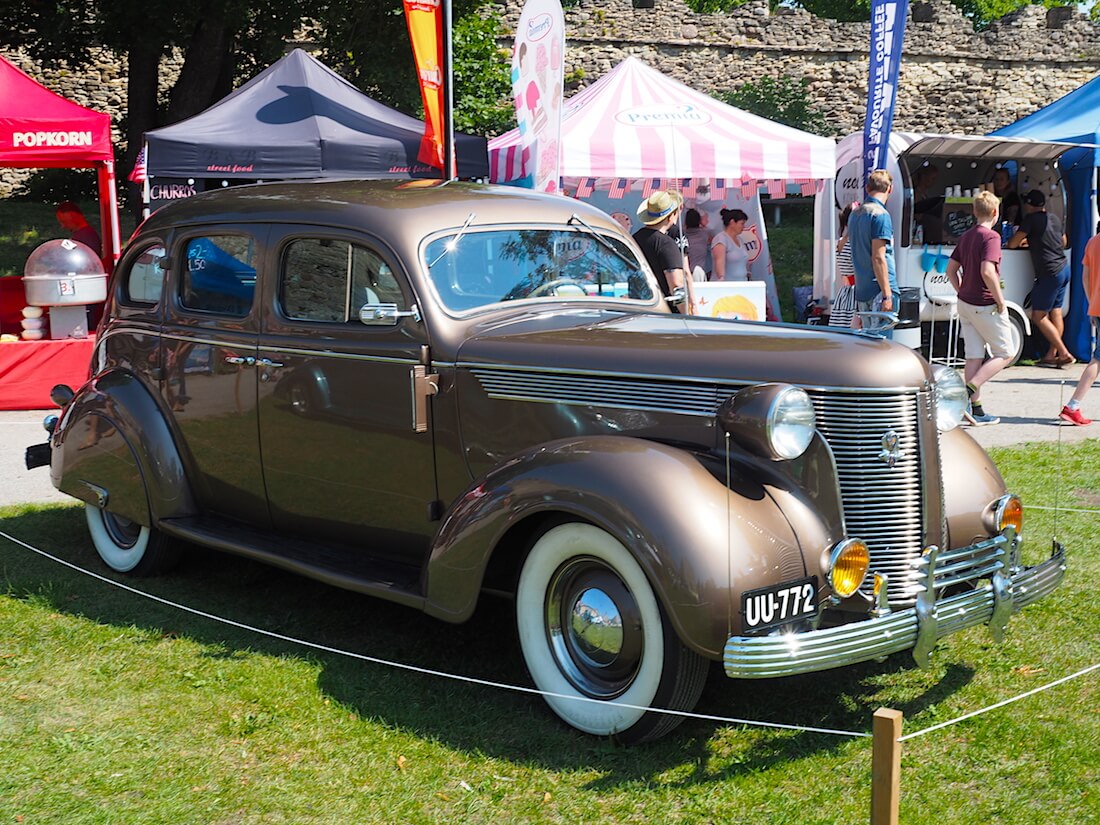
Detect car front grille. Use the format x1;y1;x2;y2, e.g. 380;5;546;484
806;389;928;606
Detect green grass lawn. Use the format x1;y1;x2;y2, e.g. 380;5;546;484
1;438;1097;823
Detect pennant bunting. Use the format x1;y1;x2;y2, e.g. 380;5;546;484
608;177;630;199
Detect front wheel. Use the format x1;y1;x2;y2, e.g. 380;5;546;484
85;504;180;576
516;523;708;743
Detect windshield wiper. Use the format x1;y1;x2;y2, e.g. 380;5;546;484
429;212;477;268
567;213;638;269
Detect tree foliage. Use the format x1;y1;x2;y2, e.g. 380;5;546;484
717;76;832;136
316;2;513;137
0;0;513;201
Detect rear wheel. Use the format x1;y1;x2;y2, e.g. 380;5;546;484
1005;310;1026;366
516;523;708;743
85;504;180;575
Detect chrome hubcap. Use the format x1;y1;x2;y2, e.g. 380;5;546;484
102;511;141;549
546;557;643;699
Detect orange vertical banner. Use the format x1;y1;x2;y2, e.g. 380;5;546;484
404;0;445;171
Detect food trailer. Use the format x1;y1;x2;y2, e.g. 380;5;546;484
814;132;1081;362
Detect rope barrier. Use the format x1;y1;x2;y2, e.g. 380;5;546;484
898;663;1099;742
2;525;1093;743
0;527;868;739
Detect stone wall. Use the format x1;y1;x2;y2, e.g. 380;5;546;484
4;0;1100;196
496;0;1100;136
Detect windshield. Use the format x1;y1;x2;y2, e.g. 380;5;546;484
424;228;654;313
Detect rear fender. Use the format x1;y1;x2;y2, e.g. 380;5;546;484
52;370;195;525
424;435;840;659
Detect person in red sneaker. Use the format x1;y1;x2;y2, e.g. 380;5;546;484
1060;222;1100;426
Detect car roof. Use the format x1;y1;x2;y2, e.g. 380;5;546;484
138;179;627;240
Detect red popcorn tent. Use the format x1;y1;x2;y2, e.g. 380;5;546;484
0;54;119;409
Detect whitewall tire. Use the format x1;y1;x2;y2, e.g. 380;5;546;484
516;522;708;743
85;504;179;576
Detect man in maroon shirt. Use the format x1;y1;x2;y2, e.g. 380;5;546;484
946;191;1014;426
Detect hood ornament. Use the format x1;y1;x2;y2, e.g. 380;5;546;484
878;430;904;468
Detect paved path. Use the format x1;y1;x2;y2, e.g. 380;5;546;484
2;363;1097;508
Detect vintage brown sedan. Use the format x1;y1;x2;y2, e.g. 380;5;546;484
33;180;1067;743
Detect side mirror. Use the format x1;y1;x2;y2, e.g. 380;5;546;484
359;303;421;326
665;287;686;307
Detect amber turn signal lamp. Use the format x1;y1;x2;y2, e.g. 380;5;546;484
829;539;870;598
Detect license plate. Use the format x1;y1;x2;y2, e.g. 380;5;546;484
742;577;816;632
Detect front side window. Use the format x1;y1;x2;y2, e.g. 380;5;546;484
281;238;406;323
180;234;257;316
424;228;653;313
123;244;167;305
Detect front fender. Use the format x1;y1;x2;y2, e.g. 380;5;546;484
52;369;196;525
424;435;841;659
941;427;1008;548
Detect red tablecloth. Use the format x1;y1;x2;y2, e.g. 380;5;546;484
0;336;95;410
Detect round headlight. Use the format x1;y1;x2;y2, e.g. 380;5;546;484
829;539;870;598
769;387;816;460
932;365;968;431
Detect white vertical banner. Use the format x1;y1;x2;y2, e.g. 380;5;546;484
510;0;565;192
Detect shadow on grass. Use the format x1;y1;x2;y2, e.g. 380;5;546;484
0;503;975;786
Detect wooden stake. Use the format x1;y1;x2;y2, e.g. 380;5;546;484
871;707;903;825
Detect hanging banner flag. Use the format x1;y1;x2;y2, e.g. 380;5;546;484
510;0;565;192
862;0;909;180
404;0;445;171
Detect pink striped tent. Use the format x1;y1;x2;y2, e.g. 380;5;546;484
489;57;834;189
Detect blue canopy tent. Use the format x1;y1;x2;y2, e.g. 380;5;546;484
991;79;1100;361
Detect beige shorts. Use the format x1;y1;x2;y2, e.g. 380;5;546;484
957;299;1014;359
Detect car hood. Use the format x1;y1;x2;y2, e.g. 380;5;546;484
454;309;931;390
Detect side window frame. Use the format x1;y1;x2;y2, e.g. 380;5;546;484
114;238;170;310
273;230;414;327
175;228;262;320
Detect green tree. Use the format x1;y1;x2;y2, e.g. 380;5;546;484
717;76;832;136
316;1;513;137
0;0;310;204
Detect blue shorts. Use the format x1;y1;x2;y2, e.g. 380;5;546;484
1089;317;1100;363
1031;264;1070;312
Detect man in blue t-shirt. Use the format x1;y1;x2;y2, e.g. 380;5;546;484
847;169;900;338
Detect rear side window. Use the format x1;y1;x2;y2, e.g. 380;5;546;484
124;244;167;304
281;238;406;323
181;234;257;316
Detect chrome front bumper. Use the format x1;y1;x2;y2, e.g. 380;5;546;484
724;537;1067;679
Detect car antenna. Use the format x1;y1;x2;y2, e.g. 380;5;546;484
428;212;477;268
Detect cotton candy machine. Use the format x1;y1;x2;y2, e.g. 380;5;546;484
23;239;106;338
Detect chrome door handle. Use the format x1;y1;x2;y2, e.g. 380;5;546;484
257;358;284;368
224;355;255;366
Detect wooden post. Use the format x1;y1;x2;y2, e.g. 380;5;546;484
871;707;903;825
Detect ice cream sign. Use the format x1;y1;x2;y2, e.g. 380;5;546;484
615;104;711;127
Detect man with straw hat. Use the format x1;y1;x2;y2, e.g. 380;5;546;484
633;190;695;314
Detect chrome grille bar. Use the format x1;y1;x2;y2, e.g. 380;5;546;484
806;389;925;605
471;368;724;416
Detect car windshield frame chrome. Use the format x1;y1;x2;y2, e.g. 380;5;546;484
418;224;662;319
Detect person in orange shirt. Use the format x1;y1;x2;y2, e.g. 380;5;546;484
1059;221;1100;425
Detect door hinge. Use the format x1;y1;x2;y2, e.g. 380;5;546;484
411;365;439;433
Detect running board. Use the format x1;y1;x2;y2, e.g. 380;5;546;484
158;516;427;611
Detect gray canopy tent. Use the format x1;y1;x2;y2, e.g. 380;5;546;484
143;49;488;196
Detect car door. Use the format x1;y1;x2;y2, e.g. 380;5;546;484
257;227;436;559
159;226;269;527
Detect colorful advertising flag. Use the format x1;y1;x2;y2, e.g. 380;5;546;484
862;0;909;180
403;0;445;171
511;0;565;192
